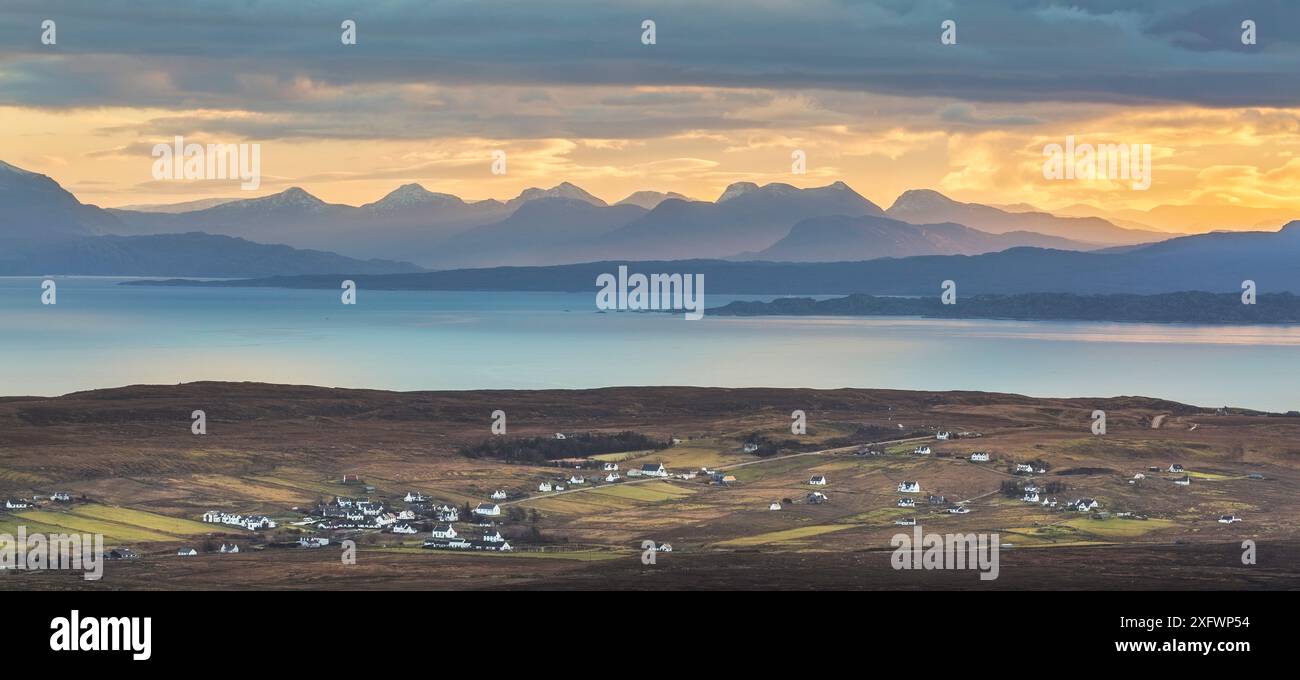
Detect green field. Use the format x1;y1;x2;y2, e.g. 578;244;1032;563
588;481;696;503
8;503;223;543
716;524;854;547
12;510;178;542
73;504;214;536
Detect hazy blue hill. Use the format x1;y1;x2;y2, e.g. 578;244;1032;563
885;188;1171;245
122;223;1300;295
1;232;423;277
0;160;122;242
752;214;1093;261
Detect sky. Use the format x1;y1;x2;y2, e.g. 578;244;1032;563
2;0;1300;229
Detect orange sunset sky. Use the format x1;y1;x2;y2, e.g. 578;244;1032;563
4;0;1300;232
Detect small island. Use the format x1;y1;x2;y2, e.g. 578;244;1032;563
707;292;1300;324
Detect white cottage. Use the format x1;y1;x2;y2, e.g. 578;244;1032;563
897;481;920;493
640;463;668;478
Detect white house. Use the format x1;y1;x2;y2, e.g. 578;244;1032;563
1218;515;1241;524
1133;473;1146;480
1174;476;1191;486
1073;498;1100;511
242;515;277;530
769;502;782;511
396;510;416;521
538;481;553;492
897;498;916;508
605;473;620;482
177;548;197;556
1168;464;1185;473
430;524;458;539
403;492;428;503
1022;491;1040;503
640;463;668;478
1015;464;1035;474
809;475;827;486
490;490;508;500
554;433;567;440
743;443;760;454
603;463;619;471
481;530;506;543
50;492;72;502
895;517;916;526
298;537;330;548
392;523;418;534
4;499;31;510
656;543;673;553
218;543;239;553
473;503;501;517
913;446;931;455
568;475;585;485
897;481;920;493
201;510;224;523
936;431;951;440
969;452;990;462
374;512;398;527
947;506;970;514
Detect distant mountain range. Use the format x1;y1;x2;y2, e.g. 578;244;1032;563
751;214;1090;261
884;189;1168;245
9;159;1293;279
127;220;1300;295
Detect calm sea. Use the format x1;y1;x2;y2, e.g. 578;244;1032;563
2;277;1298;412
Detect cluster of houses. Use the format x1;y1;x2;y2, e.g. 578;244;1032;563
423;523;513;552
201;510;277;531
1;492;75;511
310;495;452;532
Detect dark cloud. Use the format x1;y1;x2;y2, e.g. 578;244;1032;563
1;0;1294;140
